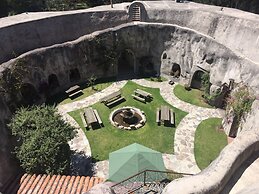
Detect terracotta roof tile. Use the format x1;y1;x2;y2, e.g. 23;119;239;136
65;176;76;194
33;174;47;194
81;176;90;193
70;176;80;194
54;175;66;194
49;175;61;194
75;176;85;194
2;174;104;194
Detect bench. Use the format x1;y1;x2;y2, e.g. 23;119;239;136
65;85;82;98
106;96;124;107
170;109;175;126
93;109;103;127
80;112;88;128
156;108;160;124
132;94;146;103
69;90;82;98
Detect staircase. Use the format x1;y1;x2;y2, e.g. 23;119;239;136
132;5;141;21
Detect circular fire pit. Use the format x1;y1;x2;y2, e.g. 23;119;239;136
110;107;146;130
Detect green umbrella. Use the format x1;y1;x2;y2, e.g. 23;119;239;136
109;143;166;182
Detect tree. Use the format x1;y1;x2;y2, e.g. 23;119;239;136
8;105;76;174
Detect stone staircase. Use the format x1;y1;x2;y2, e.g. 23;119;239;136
132;5;141;21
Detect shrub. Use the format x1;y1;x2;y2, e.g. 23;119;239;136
226;85;255;125
8;105;76;174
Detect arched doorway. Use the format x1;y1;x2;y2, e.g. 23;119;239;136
48;74;59;90
191;70;205;89
20;83;40;105
117;49;135;77
170;63;181;78
69;68;80;82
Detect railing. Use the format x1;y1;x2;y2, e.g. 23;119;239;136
111;170;193;194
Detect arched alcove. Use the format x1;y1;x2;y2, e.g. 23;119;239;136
20;83;40;105
170;63;181;78
191;70;205;89
69;68;81;82
48;74;59;90
117;49;135;77
139;56;156;76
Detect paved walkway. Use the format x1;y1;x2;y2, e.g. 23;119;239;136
58;78;225;176
132;79;224;174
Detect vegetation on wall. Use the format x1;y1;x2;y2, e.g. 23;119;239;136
226;85;255;126
8;105;76;174
0;59;28;101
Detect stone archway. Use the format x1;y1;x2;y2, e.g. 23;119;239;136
117;49;136;77
69;68;81;82
48;74;59;90
20;83;40;105
170;63;181;78
190;70;205;89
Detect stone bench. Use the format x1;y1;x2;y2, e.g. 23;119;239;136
106;96;124;107
68;89;83;98
93;109;103;127
80;112;88;128
170;109;175;126
156;108;160;124
132;94;146;103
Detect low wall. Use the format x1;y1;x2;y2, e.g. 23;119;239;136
162;100;259;194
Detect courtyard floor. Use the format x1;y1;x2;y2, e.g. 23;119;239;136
57;78;224;178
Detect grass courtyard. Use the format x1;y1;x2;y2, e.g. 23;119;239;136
194;118;227;170
69;81;187;161
173;84;212;108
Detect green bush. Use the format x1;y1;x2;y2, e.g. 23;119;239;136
226;85;255;124
8;105;76;174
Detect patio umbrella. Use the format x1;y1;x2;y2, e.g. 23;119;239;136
109;143;166;182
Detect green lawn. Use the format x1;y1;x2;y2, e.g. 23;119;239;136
47;81;113;106
173;84;212;108
69;81;187;161
194;118;227;170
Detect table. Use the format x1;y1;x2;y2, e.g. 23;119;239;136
65;85;80;94
100;91;121;103
84;107;97;124
160;106;170;122
135;89;152;98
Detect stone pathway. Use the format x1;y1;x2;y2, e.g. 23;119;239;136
132;79;224;174
58;78;225;177
58;80;127;114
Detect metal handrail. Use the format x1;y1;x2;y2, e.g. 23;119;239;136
111;170;193;194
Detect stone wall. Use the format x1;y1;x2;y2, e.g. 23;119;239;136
162;100;259;194
145;2;259;64
0;10;128;64
2;22;259;104
2;23;259;102
0;96;18;190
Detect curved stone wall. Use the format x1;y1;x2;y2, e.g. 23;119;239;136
0;2;259;190
162;100;259;194
2;22;259;103
0;9;128;64
143;1;259;64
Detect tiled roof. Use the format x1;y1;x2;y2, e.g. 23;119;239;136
2;173;104;194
